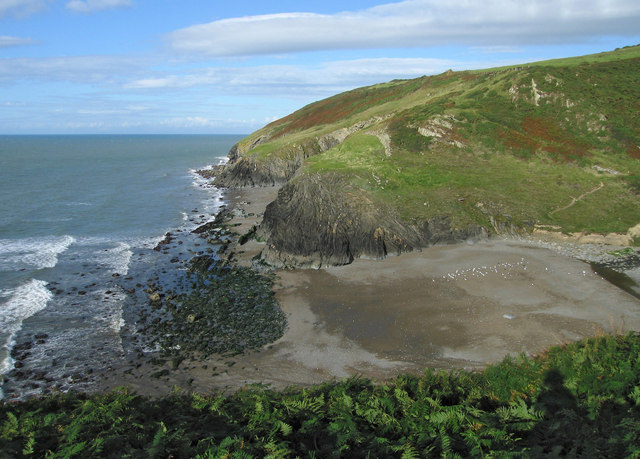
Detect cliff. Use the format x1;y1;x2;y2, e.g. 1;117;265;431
215;45;640;267
258;172;487;267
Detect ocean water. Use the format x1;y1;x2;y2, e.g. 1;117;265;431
0;135;240;399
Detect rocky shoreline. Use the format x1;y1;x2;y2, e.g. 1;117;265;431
0;177;286;400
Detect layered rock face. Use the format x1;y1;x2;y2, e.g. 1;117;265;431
213;154;303;187
213;130;490;267
257;173;487;268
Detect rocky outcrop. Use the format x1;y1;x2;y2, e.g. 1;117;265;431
214;138;323;187
259;173;487;268
414;115;465;148
214;116;390;188
213;153;305;187
316;115;390;151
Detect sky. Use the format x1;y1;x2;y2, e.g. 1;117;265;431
0;0;639;134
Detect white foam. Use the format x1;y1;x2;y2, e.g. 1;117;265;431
132;235;169;250
105;290;125;334
78;235;160;251
190;172;215;189
0;279;52;392
182;160;228;230
74;237;139;275
189;157;228;189
0;235;75;270
64;201;92;206
95;242;133;276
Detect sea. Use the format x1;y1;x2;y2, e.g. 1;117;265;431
0;134;242;399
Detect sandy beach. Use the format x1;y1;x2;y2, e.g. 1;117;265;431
100;185;640;396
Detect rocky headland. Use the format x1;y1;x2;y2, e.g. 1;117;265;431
210;45;640;270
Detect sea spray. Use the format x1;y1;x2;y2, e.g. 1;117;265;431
0;235;75;271
0;279;52;397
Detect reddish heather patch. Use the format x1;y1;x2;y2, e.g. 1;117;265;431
269;82;420;138
497;127;540;156
499;116;591;162
460;73;479;81
628;144;640;160
269;96;356;136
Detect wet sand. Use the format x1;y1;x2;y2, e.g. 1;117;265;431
99;187;640;396
298;240;640;368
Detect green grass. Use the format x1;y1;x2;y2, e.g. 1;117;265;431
3;333;640;457
306;131;640;233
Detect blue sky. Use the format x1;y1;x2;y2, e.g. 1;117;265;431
1;0;639;134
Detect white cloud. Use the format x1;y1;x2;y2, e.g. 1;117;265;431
0;0;48;17
167;0;640;57
0;55;143;83
125;76;185;89
1;100;26;106
66;0;132;14
125;57;458;94
1;53;462;98
0;36;38;48
472;46;524;54
65;121;105;129
160;116;219;128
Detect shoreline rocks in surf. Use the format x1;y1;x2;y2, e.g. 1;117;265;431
121;189;287;377
1;165;287;400
137;257;286;360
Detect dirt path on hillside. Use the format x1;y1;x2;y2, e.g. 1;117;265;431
550;181;604;215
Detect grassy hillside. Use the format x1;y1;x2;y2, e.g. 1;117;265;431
3;333;640;457
227;45;640;240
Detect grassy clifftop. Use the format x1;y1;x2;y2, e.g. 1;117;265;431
217;45;640;266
